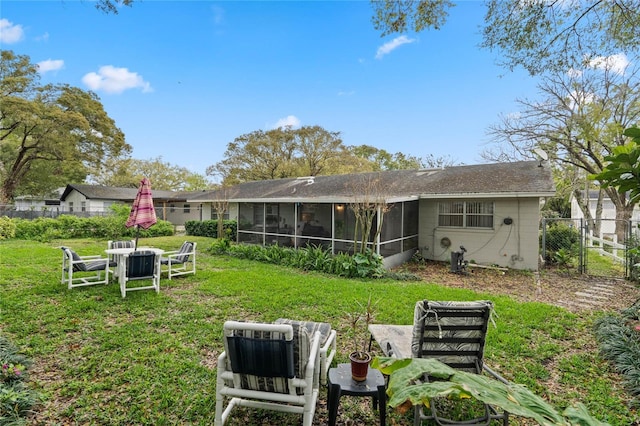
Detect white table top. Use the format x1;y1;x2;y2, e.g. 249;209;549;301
368;324;413;359
105;247;164;255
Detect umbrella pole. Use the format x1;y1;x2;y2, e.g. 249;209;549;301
135;225;140;250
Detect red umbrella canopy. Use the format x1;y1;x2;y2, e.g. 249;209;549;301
126;177;157;229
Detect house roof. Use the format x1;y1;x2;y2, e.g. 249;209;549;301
188;161;556;203
60;184;198;203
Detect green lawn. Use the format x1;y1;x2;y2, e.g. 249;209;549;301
0;237;636;425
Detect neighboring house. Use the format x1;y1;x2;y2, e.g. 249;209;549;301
570;190;640;236
189;161;555;270
59;184;203;225
13;188;65;212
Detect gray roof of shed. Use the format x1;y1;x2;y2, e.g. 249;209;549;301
189;161;555;203
60;184;198;202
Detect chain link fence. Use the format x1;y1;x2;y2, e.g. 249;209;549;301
541;218;640;280
540;218;584;272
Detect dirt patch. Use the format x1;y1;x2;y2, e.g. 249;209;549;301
401;260;640;313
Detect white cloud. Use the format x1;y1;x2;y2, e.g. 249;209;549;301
82;65;152;94
271;115;301;129
588;53;630;75
338;90;355;96
37;59;64;74
211;5;224;25
568;89;596;110
566;68;582;78
0;19;24;44
35;32;49;42
375;35;416;59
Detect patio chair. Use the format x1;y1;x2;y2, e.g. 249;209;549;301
120;250;160;298
410;300;509;426
215;320;321;426
274;318;337;385
160;241;196;280
60;246;110;289
107;239;136;264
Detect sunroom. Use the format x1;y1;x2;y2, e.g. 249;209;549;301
235;200;419;267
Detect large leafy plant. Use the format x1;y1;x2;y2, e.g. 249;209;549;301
591;127;640;204
372;357;610;426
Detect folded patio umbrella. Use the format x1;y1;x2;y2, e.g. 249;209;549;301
126;177;157;249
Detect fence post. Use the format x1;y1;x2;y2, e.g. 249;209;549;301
541;218;547;263
579;218;584;274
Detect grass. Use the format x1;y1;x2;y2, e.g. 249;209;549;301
0;236;637;425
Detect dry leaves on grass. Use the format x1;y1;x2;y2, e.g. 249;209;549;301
403;260;640;313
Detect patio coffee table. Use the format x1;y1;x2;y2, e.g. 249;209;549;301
327;363;386;426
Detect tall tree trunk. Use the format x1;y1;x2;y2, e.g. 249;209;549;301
606;188;634;243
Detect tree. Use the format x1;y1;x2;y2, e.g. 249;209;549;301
347;173;392;255
0;50;130;202
212;186;231;239
483;61;640;239
592;127;640;206
349;145;423;170
296;125;346;176
207;127;298;185
420;153;459;168
371;0;640;75
207;125;364;185
94;0;134;14
89;156;212;191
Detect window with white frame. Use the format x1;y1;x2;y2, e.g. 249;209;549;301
438;201;494;228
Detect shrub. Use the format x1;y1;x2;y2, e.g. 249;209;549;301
542;221;581;264
7;211;174;241
0;335;40;424
0;216;16;240
594;307;640;403
185;220;237;239
207;240;387;279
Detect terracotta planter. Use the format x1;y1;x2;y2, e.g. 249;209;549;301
349;351;372;382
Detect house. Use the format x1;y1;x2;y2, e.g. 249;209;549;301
570;190;640;237
13;188;65;212
59;184;203;225
189;161;555;270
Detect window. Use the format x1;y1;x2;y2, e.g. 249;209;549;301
170;204;175;213
438;201;493;228
81;201;86;212
184;204;190;214
68;202;74;212
211;207;229;220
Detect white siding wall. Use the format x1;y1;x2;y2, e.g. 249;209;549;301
571;196;640;235
418;198;541;270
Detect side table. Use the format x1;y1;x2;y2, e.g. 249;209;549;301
327;363;386;426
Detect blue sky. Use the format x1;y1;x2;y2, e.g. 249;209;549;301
1;1;542;180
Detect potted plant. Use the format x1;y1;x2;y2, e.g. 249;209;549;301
345;294;378;381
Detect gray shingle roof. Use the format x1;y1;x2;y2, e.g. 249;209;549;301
189;161;555;203
60;184;199;202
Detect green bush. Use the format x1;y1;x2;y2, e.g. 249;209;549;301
185;220;237;239
207;240;386;279
1;335;40;424
8;210;174;241
594;308;640;404
542;221;581;264
0;216;16;240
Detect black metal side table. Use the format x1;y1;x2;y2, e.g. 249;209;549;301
327;363;386;426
